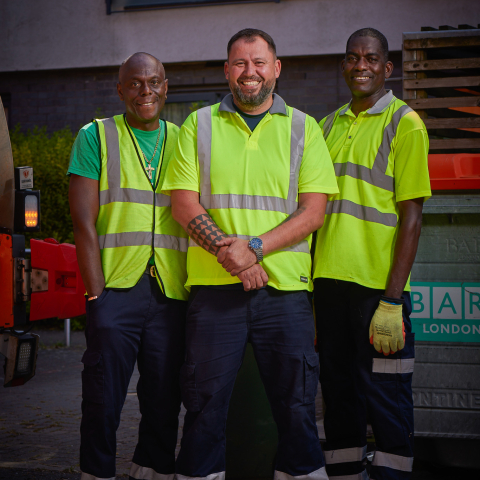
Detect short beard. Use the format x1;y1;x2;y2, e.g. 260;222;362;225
230;77;276;112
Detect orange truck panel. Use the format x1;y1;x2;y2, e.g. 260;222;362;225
0;233;14;328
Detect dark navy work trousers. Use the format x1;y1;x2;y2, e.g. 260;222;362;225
80;273;187;480
314;279;415;480
175;286;327;480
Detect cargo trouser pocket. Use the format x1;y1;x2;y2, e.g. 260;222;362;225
81;350;104;404
180;362;200;412
304;352;319;404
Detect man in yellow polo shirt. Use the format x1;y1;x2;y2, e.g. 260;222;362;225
163;28;338;480
313;28;431;480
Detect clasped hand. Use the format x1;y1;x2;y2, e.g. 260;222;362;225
215;237;268;291
216;237;257;275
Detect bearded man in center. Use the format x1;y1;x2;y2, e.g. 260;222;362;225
163;28;339;480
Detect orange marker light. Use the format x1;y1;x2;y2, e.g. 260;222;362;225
24;195;38;227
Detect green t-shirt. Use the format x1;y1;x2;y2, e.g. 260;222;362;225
68;118;166;266
68;119;165;187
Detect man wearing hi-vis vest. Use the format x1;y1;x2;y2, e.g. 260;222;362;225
163;29;339;480
68;53;188;480
313;29;431;480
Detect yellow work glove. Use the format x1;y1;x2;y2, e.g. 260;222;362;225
369;298;405;355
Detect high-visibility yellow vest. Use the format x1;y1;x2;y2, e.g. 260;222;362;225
95;115;188;300
187;97;313;291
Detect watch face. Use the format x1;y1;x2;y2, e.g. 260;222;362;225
250;238;262;249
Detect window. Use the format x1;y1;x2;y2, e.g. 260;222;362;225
107;0;280;14
162;92;225;126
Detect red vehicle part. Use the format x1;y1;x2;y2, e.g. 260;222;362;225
429;153;480;190
29;238;86;321
0;233;14;328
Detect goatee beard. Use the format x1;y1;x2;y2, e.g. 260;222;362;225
231;78;276;112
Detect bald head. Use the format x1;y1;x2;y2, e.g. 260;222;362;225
119;52;165;83
116;51;168;131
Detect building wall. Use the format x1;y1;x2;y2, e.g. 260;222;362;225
0;0;474;71
0;52;402;132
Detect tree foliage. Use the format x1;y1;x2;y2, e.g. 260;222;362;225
10;125;76;244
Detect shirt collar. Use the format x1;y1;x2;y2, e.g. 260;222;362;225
339;90;395;116
219;93;288;116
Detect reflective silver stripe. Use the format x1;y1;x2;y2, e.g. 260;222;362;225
99;231;151;249
176;472;225;480
98;117;121;189
325;445;367;464
99;188;170;207
80;472;115;480
130;462;174;480
328;472;369;480
282;240;309;253
372;451;414;472
372;358;415;374
188;235;309;253
197;106;213;200
334;162;394;193
333;102;413;193
274;466;328;480
326;199;397;227
373;105;413;175
288;108;306;204
154;234;188;252
98;232;186;252
200;194;297;214
322;111;337;140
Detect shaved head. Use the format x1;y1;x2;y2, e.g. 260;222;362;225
116;51;168;131
119;52;165;83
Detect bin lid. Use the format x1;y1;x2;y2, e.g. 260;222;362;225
429;154;480;191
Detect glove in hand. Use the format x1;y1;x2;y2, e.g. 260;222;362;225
369;300;405;355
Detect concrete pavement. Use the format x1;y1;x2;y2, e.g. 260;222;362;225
0;329;142;478
0;329;477;480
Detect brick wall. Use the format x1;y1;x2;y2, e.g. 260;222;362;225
0;52;402;133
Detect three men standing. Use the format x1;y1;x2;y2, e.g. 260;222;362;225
313;28;430;480
163;29;338;480
69;53;188;480
69;27;428;480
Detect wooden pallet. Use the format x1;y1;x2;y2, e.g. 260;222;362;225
402;28;480;152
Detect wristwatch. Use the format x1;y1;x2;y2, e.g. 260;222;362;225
248;237;263;263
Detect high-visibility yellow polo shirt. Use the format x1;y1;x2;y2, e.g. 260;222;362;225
163;94;339;291
313;90;431;291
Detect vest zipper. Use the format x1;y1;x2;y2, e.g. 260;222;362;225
124;115;167;294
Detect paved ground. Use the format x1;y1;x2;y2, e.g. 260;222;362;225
0;329;140;478
0;329;478;479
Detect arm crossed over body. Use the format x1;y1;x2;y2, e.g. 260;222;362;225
215;192;327;275
171;189;269;291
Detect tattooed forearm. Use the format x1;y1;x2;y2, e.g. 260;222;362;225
280;206;307;226
187;213;227;256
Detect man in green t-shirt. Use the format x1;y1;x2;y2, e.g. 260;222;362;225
68;52;188;480
312;28;431;480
